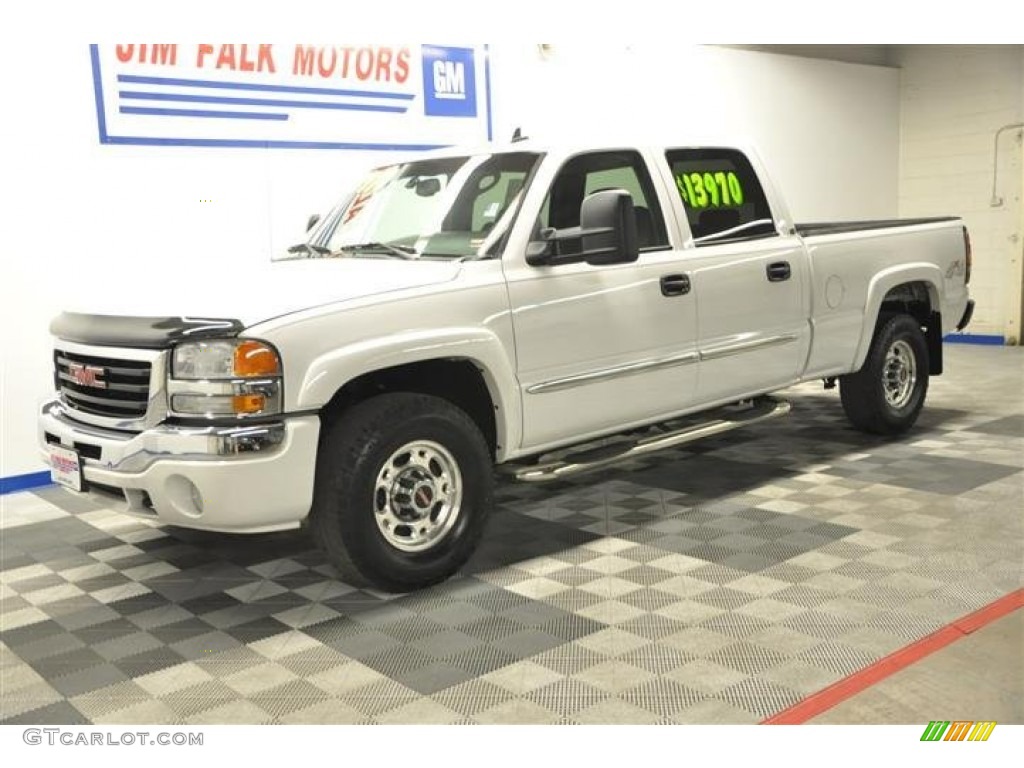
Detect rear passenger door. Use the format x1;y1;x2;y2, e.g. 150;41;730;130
662;148;810;403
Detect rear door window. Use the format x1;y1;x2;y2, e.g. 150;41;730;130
666;148;776;245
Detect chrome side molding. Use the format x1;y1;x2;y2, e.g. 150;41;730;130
699;333;799;362
527;335;799;395
526;351;699;394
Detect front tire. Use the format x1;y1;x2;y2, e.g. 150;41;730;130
840;313;929;435
310;393;493;592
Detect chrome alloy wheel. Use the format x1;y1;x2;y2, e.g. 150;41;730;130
883;339;917;408
373;440;463;552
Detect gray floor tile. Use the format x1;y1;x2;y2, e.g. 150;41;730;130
2;345;1020;725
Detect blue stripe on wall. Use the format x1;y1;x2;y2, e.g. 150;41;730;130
118;90;408;113
943;334;1005;346
102;135;447;151
120;106;289;121
0;471;54;495
90;44;108;142
117;73;415;101
483;44;493;142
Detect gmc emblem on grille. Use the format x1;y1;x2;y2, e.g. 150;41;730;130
68;363;107;389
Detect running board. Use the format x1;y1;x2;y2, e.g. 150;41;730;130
505;396;791;483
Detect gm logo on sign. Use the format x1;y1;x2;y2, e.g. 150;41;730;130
422;45;477;118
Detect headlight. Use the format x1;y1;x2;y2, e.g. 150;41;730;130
169;339;282;418
172;339;280;380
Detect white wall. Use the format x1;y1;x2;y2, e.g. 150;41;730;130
0;44;412;480
490;45;899;222
894;45;1024;341
0;42;900;478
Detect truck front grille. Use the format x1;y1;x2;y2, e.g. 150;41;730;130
55;349;152;419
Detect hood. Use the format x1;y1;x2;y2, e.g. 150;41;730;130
59;257;463;329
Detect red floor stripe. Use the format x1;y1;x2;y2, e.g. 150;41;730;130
762;588;1024;725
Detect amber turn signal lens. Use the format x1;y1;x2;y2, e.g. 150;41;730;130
232;394;267;414
233;341;280;377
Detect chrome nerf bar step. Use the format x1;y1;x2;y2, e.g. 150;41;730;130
505;396;791;483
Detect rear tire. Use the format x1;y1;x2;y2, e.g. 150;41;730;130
840;313;929;435
310;393;493;592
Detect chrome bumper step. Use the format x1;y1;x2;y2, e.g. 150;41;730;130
504;396;792;483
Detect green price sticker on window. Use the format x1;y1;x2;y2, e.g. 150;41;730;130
675;171;745;209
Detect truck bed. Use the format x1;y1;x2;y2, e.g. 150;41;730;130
795;217;959;238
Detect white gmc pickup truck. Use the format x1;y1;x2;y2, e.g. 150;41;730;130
39;140;974;591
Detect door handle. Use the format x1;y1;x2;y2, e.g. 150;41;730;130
766;261;791;282
660;273;691;297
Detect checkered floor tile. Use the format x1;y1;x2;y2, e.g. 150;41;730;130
2;345;1021;724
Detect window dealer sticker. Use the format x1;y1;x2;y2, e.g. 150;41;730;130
674;171;745;210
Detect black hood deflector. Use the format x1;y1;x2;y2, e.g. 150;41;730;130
50;312;244;349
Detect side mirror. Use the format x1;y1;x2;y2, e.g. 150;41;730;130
306;213;321;232
579;189;639;266
526;190;639;267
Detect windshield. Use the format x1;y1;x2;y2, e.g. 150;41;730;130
303;151;540;260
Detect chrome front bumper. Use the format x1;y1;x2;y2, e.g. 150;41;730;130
38;399;320;533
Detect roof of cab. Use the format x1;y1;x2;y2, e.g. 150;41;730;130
404;134;753;162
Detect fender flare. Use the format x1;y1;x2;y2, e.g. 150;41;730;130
295;327;522;460
851;263;943;372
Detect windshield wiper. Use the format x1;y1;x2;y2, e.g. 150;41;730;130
287;243;332;257
332;242;419;260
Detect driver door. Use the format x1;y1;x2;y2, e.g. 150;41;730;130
503;149;700;452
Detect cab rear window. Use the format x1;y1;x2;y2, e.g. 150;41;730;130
666;148;776;245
